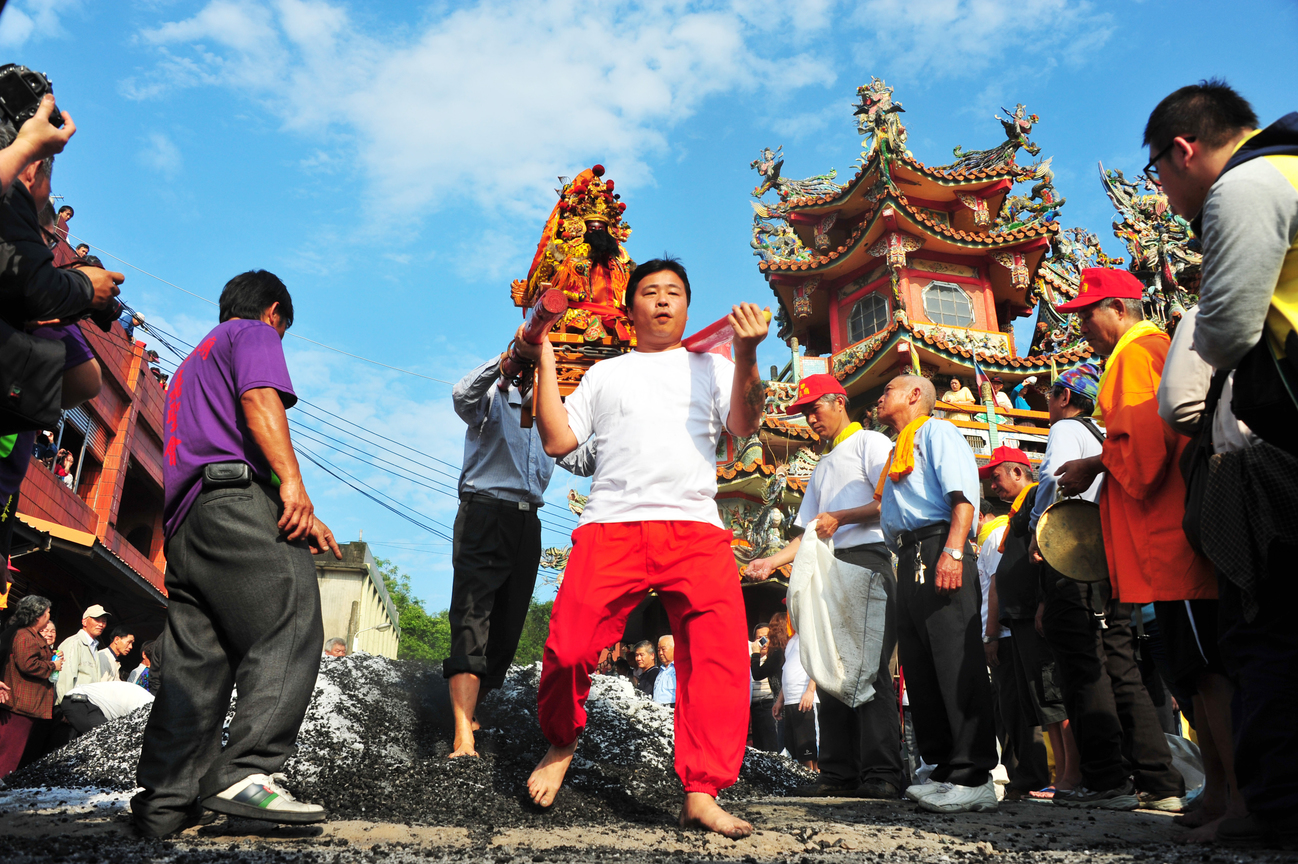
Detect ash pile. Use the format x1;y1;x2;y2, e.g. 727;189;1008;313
8;654;812;828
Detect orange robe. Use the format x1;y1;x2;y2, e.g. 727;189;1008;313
1098;331;1215;603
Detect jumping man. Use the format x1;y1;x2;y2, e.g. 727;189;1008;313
514;257;768;838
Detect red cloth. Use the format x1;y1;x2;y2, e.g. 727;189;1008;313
0;710;35;779
538;520;750;796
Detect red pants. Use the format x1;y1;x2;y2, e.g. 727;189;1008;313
537;520;750;796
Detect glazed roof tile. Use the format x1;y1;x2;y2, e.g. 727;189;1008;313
761;415;819;440
758;190;1057;274
833;320;1093;380
782;152;1027;210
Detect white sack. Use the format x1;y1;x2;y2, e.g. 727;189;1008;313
786;520;889;708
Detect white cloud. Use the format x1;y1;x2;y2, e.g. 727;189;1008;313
849;0;1113;82
124;0;835;224
0;0;80;48
137;132;184;179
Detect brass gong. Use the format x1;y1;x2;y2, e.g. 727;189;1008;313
1035;499;1109;583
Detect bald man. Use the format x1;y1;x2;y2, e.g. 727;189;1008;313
653;635;677;706
875;375;998;814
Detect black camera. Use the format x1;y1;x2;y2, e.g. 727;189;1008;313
0;64;64;129
87;296;124;333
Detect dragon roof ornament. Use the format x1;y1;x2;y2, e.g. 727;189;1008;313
748;145;842;266
939;104;1040;175
1100;163;1201;323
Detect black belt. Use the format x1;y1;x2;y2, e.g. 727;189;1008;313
896;522;949;549
461;493;542;511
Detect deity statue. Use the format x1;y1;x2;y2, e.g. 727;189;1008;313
511;164;635;343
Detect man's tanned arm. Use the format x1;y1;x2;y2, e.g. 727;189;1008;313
727;303;770;438
241;387;340;557
514;336;579;457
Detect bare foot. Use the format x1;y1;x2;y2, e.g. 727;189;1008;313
448;729;478;759
471;716;481;732
679;792;753;839
1174;803;1224;828
1177;814;1227;844
527;741;577;807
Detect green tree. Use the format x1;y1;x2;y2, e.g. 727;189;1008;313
376;558;552;667
376;557;451;664
513;599;553;665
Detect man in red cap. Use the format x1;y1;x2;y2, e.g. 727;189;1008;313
1054;267;1208;808
978;446;1073;801
746;373;902;799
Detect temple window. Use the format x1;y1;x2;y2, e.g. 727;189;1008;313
846;292;890;344
923;281;975;327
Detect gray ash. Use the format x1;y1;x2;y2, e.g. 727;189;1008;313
7;654;812;828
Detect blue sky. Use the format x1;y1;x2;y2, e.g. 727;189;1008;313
4;0;1292;611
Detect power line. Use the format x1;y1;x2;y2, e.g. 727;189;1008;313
65;231;457;384
296;444;454;543
289;420;578;535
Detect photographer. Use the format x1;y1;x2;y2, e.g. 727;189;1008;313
0;91;122;572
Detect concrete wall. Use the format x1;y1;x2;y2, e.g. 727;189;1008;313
314;542;401;659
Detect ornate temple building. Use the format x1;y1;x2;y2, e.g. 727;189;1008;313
748;78;1105;466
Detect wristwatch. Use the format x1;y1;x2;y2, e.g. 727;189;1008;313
943;546;964;561
982;635;996;644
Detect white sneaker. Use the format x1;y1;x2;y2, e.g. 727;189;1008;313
202;773;327;824
905;781;950;802
918;778;999;813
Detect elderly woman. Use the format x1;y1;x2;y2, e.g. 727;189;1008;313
0;595;63;778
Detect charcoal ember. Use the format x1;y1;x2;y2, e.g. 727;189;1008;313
6;654;813;829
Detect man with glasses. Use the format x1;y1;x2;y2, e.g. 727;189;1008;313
1143;80;1298;849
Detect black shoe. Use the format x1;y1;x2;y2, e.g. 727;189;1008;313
793;781;856;798
1052;780;1137;810
851;779;901;800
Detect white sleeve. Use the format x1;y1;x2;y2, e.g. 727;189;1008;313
563;367;597;443
713;354;735;428
861;431;892;488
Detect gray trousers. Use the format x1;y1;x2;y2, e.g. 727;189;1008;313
132;481;323;836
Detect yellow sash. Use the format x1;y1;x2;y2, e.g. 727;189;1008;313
998;482;1038;553
1093;320;1163;422
872;416;931;502
831;421;863;450
977;515;1008;549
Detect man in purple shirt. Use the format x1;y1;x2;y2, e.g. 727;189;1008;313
131;271;341;838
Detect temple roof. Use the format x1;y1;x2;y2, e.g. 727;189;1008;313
832;318;1093;384
783;151;1026;212
758;187;1056;277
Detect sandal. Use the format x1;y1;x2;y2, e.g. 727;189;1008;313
1028;785;1057;800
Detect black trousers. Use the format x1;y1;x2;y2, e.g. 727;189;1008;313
750;699;779;752
990;635;1050;792
896;529;998;787
59;697;107;735
133;481;323;836
1219;544;1298;821
817;543;903;789
444;499;542;690
1041;576;1182;796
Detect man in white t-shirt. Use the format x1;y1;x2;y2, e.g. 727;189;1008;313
746;373;902;799
515;257;768;838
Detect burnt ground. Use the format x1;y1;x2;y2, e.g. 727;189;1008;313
2;655;1296;863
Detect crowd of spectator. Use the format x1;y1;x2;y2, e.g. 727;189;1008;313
0;599;157;778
